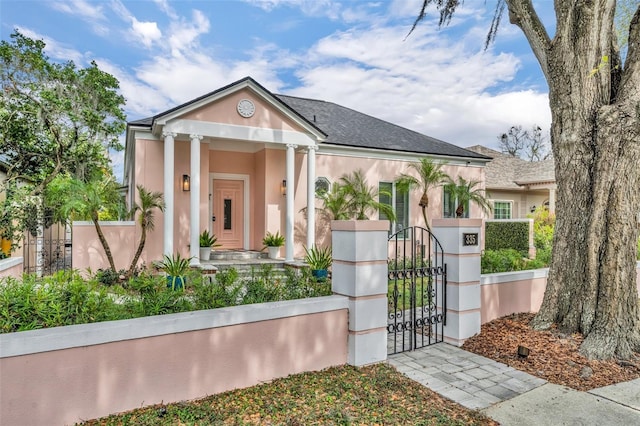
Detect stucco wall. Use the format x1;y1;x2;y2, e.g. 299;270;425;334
0;296;349;426
72;221;141;273
305;154;485;248
481;265;640;324
480;269;548;324
484;189;549;219
0;257;23;280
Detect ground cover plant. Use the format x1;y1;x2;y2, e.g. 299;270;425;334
79;363;496;426
0;265;331;333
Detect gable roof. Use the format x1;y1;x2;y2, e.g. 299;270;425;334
466;145;555;189
274;95;487;159
128;76;488;160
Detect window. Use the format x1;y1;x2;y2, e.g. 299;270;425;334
493;201;512;219
443;186;469;218
379;182;409;235
315;177;330;196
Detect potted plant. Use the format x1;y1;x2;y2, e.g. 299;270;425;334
262;231;285;259
304;245;332;281
157;253;191;290
199;230;221;261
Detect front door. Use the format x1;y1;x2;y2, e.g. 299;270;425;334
212;179;244;249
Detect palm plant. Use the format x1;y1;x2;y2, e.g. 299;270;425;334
395;158;449;232
315;182;351;220
339;170;396;221
48;174;124;274
444;176;492;218
126;185;165;279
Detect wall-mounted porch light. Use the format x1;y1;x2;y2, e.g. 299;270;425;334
281;179;287;196
182;174;190;192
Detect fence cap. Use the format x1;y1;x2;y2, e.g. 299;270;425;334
331;220;390;232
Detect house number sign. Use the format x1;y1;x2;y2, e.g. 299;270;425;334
463;233;479;246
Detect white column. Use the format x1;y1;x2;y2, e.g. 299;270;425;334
306;145;317;249
285;144;297;261
190;134;203;265
163;131;177;256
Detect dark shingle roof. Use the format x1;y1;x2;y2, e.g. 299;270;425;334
466;145;555;189
127;76;488;160
275;95;488;159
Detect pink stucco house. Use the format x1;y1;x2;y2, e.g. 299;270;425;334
123;77;490;264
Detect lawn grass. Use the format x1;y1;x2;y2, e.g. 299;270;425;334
79;364;494;426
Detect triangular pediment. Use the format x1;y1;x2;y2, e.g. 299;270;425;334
153;77;325;140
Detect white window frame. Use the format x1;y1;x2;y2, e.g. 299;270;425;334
493;200;513;220
379;181;409;236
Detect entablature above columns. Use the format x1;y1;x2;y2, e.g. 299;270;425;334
162;119;319;147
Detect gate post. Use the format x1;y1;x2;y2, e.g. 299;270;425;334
432;219;482;347
331;220;389;366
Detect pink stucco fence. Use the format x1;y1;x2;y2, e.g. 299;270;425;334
480;262;640;324
72;221;159;274
0;296;348;426
0;257;23;280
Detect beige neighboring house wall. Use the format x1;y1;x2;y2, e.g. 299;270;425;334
466;145;556;219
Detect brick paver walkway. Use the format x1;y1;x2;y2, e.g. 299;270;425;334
388;343;547;410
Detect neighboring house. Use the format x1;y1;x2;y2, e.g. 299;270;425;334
466;145;556;219
123;77;490;263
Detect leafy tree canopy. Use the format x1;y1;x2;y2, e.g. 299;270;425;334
0;30;126;191
0;30;126;244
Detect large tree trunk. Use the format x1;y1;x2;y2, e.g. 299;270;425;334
514;1;640;359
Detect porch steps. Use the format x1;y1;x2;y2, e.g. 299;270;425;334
209;250;266;261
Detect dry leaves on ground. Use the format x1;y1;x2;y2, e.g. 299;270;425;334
462;313;640;391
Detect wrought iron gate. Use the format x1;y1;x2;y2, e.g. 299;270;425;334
22;219;72;276
387;226;447;354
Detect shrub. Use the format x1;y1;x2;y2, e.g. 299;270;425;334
485;221;529;256
531;207;555;251
0;271;121;333
481;249;527;273
0;265;332;334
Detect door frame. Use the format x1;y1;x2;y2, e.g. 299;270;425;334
210;173;250;250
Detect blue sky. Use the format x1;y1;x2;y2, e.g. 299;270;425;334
2;0;554;176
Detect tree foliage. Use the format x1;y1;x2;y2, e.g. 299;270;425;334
0;30;126;244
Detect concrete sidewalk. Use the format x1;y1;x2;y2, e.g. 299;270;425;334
388;344;640;425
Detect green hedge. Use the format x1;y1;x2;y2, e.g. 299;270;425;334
485;221;529;257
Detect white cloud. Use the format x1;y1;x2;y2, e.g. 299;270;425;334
49;0;109;35
166;9;210;57
283;22;550;148
50;0;105;20
131;19;162;49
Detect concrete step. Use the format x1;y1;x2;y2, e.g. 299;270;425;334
208;250;266;261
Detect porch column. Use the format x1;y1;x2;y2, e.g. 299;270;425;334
548;187;556;214
190;134;203;265
285;144;297;261
306;145;317;249
162;131;177;256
